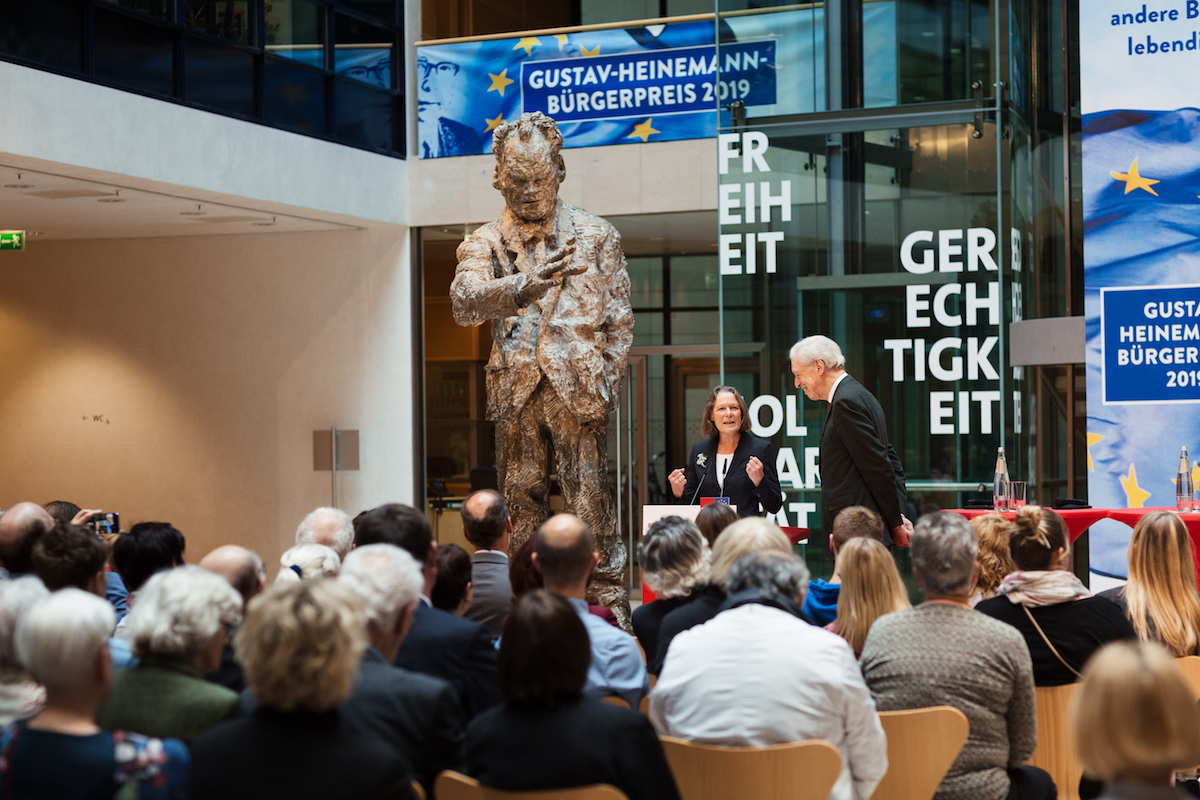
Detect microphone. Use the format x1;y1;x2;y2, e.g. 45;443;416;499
688;458;711;505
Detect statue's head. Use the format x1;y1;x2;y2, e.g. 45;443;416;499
492;112;566;224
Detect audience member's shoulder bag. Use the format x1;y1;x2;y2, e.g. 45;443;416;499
1022;606;1083;679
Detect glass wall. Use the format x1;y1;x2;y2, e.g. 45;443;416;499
0;0;404;157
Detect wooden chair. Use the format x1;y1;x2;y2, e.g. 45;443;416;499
659;736;841;800
412;780;427;800
435;771;629;800
870;706;969;800
1028;683;1082;800
1176;656;1200;702
599;695;631;709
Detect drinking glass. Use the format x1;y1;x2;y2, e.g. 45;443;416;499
1010;481;1026;510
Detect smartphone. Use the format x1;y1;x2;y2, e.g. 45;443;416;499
89;513;120;534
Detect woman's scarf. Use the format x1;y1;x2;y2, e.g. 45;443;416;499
997;570;1091;607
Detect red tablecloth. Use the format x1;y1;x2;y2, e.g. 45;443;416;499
949;507;1110;544
1106;507;1200;584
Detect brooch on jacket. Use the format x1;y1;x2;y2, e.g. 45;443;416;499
696;453;707;468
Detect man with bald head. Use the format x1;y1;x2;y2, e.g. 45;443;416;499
199;544;265;692
533;514;647;708
295;507;354;560
460;490;514;638
0;502;53;578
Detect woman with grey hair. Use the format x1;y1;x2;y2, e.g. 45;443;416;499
276;542;341;582
97;565;243;745
633;516;712;663
861;512;1055;800
3;588;188;797
0;576;48;725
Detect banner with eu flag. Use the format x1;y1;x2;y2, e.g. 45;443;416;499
1081;1;1200;578
415;6;897;159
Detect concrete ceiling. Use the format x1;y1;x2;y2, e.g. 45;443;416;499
0;160;361;242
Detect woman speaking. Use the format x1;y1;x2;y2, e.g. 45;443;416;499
668;386;783;518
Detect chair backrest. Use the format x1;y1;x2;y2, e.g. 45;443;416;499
412;779;428;800
435;771;629;800
658;736;841;800
599;695;631;709
1176;656;1200;702
1028;683;1081;800
870;706;969;800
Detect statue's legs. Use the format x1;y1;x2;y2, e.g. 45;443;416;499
496;387;551;557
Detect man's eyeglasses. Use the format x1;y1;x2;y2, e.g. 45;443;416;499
418;58;460;80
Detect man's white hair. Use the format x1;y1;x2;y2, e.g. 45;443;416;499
295;507;354;559
15;588;114;692
338;544;422;633
276;543;341;582
0;576;49;676
790;335;846;369
126;565;242;660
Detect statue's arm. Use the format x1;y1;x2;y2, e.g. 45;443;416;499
599;229;634;377
450;236;528;327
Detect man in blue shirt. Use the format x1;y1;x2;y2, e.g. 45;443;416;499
533;514;647;708
802;506;886;626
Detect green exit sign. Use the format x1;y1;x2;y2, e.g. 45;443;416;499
0;231;25;250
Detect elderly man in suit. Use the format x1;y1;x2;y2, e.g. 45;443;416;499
460;489;515;639
450;112;634;613
790;335;913;547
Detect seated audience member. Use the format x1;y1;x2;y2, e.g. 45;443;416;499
110;521;186;633
432;543;473;615
695;501;739;548
509;535;543;597
1073;641;1200;800
465;590;682;800
650;516;792;674
43;501;129;620
971;513;1017;604
42;500;82;525
337;544;466;794
861;512;1055;800
829;537;909;657
0;577;48;725
0;502;53;578
276;543;341;582
354;503;500;718
192;580;415;800
6;589;188;796
651;551;885;800
98;566;242;744
803;506;887;626
460;490;515;637
1098;510;1200;657
199;545;266;692
533;514;648;707
633;516;711;663
976;506;1134;685
295;506;355;560
31;523;109;595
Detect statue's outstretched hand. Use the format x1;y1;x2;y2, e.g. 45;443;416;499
517;240;582;307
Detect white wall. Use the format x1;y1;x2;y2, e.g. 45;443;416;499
0;228;414;569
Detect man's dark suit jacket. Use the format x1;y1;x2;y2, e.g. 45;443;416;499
343;648;466;794
819;374;907;541
464;551;513;639
679;433;783;518
649;584;726;675
465;697;682;800
191;706;415;800
393;601;501;719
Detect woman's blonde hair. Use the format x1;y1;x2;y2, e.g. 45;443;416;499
235;579;366;712
1125;510;1200;657
710;518;792;587
1073;640;1200;782
833;538;910;654
970;513;1016;598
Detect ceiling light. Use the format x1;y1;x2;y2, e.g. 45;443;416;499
180;204;206;216
97;191;125;203
251;217;278;227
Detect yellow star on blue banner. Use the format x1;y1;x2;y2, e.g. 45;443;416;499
1086;432;1103;471
1111;158;1160;196
554;34;568;50
1119;463;1152;508
628;119;659;142
581;45;601;57
513;37;540;56
487;69;514;96
484;114;505;133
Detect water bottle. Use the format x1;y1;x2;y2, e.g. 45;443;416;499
993;447;1010;511
1178;447;1194;512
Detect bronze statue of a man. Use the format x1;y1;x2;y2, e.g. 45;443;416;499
450;112;633;614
